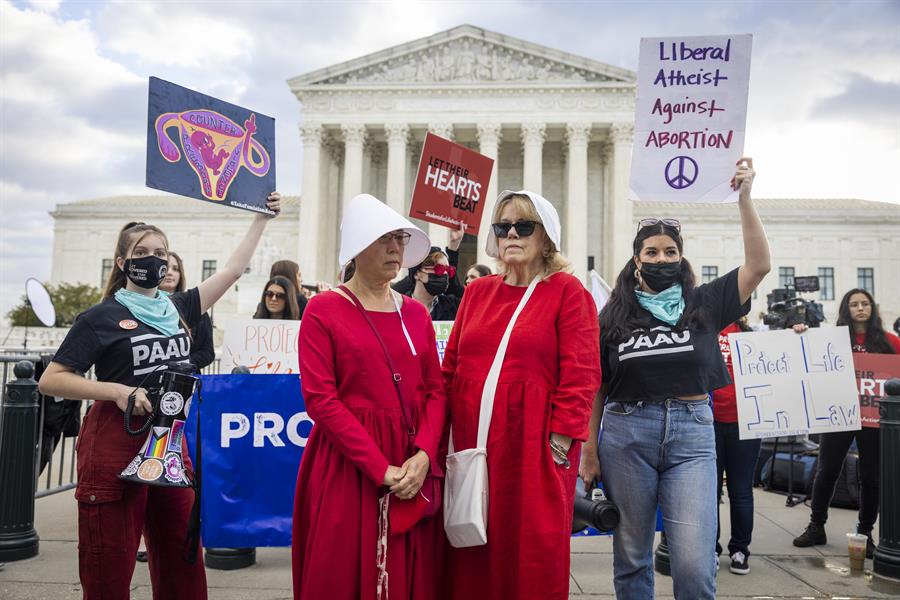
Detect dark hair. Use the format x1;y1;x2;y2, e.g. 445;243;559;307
270;260;300;286
341;260;356;283
836;288;896;354
103;221;169;299
599;222;701;346
253;276;300;320
167;251;187;293
468;264;492;279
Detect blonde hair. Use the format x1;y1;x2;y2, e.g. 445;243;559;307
492;194;572;277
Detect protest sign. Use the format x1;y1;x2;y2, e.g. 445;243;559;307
631;34;752;204
185;374;306;547
729;327;860;440
434;321;453;363
146;77;276;215
853;353;900;428
221;318;300;374
410;133;494;234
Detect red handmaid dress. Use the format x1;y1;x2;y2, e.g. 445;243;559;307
442;272;601;600
292;291;446;600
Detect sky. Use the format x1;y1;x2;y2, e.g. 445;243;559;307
1;0;898;321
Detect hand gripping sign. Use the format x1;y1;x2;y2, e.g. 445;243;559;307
146;77;276;215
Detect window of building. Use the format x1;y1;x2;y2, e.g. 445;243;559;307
857;268;874;294
100;258;113;287
778;267;795;288
818;267;834;301
202;260;217;281
701;266;718;283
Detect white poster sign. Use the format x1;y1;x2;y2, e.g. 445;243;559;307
221;319;301;374
729;327;860;440
631;33;752;204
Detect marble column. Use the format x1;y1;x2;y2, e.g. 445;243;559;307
299;123;322;281
476;122;502;266
566;122;591;280
521;122;546;194
426;123;454;248
609;123;634;277
385;123;409;217
341;124;367;213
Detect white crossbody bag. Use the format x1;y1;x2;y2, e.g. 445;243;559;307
444;276;541;548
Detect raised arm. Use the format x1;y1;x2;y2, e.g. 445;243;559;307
732;158;771;304
197;193;281;313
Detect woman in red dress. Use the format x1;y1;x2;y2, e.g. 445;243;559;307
442;190;601;599
292;194;446;600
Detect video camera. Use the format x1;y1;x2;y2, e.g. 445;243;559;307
763;276;826;330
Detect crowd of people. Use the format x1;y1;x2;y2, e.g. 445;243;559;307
34;156;900;600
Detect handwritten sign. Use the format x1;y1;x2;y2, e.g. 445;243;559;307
854;353;900;428
146;77;276;215
631;34;752;204
222;319;454;373
409;133;494;234
729;327;860;440
221;319;300;374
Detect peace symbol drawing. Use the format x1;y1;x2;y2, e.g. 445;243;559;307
664;156;699;190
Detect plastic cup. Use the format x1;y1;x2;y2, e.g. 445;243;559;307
846;533;867;571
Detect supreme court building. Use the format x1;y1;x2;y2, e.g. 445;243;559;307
288;24;638;282
48;25;900;330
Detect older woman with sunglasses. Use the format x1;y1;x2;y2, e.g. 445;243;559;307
579;158;770;599
442;190;601;599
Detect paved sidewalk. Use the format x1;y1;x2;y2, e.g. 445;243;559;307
1;488;898;599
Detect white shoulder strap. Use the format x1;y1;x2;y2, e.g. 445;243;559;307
391;291;417;357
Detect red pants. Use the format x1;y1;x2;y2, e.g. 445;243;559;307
77;483;207;600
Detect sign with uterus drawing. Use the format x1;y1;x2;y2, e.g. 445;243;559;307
146;77;276;214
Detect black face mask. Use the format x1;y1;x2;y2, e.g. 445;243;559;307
123;256;168;289
423;274;450;297
639;261;682;292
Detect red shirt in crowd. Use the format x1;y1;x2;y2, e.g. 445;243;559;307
712;322;742;423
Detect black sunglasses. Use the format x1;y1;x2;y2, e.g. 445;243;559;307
492;220;540;238
638;218;681;232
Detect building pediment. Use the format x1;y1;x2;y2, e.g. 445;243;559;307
288;24;635;89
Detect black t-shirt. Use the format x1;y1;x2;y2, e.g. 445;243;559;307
53;289;202;386
601;268;750;403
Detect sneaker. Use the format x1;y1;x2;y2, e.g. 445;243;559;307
793;523;827;547
730;551;750;575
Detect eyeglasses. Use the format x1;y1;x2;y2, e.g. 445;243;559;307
491;220;540;238
431;264;456;278
265;291;286;300
638;218;681;232
377;231;412;245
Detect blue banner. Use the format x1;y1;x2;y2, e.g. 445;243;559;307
186;374;307;547
185;374;659;546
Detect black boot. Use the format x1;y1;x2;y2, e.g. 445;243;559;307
793;523;827;547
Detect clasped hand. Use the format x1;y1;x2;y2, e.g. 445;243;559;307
383;450;430;500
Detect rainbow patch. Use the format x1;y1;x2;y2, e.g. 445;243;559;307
145;427;170;459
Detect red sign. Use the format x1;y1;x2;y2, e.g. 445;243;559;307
853;353;900;428
409;133;494;234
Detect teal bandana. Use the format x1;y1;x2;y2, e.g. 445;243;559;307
114;288;180;337
635;284;685;326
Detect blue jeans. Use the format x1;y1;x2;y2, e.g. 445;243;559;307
599;399;717;600
715;421;761;556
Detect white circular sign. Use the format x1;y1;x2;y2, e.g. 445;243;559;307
159;391;184;416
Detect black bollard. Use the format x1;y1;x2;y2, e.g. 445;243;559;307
874;378;900;581
204;365;256;570
654;531;671;576
0;361;41;561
